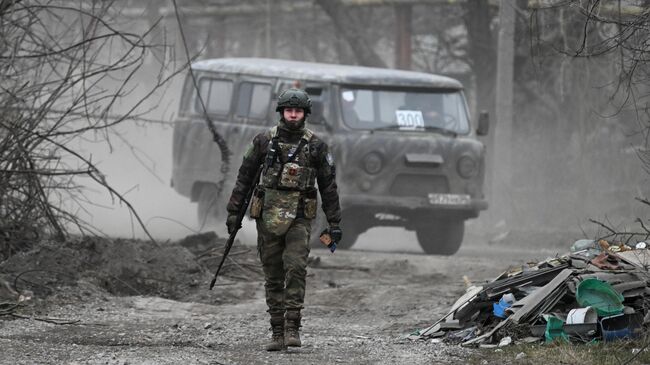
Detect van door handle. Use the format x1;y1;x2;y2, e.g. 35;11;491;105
232;126;240;133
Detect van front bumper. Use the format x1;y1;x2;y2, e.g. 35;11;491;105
340;193;488;218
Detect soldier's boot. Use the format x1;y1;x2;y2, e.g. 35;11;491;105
265;314;285;351
284;310;302;347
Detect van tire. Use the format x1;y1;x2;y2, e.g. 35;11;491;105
197;183;223;229
415;219;464;255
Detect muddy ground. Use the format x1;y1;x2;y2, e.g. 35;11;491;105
0;229;577;365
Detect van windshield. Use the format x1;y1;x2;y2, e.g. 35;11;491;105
339;87;470;134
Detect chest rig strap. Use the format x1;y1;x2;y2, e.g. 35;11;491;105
286;130;312;163
261;127;314;191
265;127;313;170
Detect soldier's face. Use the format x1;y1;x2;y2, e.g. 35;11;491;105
283;108;305;125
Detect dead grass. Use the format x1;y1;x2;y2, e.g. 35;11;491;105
469;338;650;365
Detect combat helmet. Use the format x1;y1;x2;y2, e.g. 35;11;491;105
275;88;312;115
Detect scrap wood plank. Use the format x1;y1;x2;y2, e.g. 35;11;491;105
612;250;650;269
576;272;643;285
612;280;647;298
418;285;483;337
533;288;567;322
482;264;569;300
509;285;568;325
508;268;573;325
461;318;509;347
568;272;644;296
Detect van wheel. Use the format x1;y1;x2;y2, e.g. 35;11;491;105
415;219;464;255
197;184;223;229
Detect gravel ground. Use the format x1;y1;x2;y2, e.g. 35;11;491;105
0;232;566;365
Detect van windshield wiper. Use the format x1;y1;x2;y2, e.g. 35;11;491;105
371;125;403;131
422;125;458;137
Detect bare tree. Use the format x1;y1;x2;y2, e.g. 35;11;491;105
462;0;497;116
314;0;387;67
530;1;650;169
0;0;180;259
485;1;650;229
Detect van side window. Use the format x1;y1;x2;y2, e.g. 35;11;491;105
306;87;322;96
305;86;327;125
236;82;272;121
354;90;374;121
196;78;232;115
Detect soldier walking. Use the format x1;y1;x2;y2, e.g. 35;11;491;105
226;88;342;351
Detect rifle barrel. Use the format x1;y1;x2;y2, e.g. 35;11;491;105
209;229;238;290
208;165;263;290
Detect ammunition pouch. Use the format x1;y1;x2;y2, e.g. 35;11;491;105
302;189;318;220
249;187;264;219
261;165;281;188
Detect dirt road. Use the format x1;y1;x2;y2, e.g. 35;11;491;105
0;231;567;365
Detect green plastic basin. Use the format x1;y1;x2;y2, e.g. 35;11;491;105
576;278;624;317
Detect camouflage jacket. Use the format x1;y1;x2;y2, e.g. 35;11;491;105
226;123;341;224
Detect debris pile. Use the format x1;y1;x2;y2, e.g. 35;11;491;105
0;232;262;305
416;239;650;346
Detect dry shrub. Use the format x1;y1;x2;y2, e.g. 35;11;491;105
0;0;180;259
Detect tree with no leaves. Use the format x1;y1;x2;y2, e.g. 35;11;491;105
0;0;179;259
530;1;650;168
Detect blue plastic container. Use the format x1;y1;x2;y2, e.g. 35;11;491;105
493;295;514;318
599;313;643;342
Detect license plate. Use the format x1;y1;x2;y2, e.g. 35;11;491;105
428;193;471;206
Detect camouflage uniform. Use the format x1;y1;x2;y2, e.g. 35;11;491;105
227;116;341;347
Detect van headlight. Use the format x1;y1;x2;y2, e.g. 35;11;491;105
457;155;478;178
363;152;383;175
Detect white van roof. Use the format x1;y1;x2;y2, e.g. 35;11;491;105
192;58;462;89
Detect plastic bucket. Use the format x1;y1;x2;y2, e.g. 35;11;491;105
566;307;597;325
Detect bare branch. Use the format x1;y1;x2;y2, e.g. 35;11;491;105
0;0;176;258
588;218;617;235
636;197;650;207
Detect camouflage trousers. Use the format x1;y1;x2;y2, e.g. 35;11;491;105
256;217;311;313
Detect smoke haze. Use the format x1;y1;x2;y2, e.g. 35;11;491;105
72;1;650;246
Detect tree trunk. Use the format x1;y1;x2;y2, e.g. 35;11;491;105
493;0;516;224
315;0;387;67
462;0;497;217
462;0;496;116
394;5;412;70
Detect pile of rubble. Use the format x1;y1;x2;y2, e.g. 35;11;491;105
415;239;650;347
0;232;262;306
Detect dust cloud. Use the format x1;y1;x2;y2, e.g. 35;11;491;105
484;56;650;239
69;4;650;246
74;122;197;239
64;72;205;240
75;69;650;246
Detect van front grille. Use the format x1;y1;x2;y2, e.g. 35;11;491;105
389;174;449;197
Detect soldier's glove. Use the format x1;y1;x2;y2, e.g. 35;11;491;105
226;214;240;234
319;224;342;253
329;224;343;243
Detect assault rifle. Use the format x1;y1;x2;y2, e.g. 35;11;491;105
209;165;263;290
